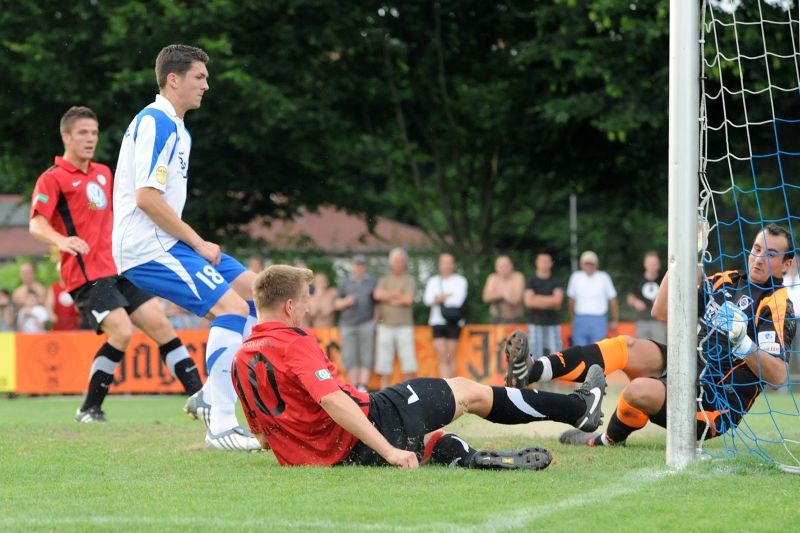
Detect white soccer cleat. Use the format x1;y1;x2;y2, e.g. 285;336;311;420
183;390;211;430
205;426;262;452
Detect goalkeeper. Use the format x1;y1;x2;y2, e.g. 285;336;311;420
506;223;795;447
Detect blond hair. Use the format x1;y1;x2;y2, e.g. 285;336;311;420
253;265;314;310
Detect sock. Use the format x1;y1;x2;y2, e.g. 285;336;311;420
603;394;651;444
530;336;628;383
205;314;247;434
486;386;584;425
159;337;202;395
243;300;257;339
81;342;125;411
424;432;478;467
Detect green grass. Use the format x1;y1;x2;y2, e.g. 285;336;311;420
2;393;800;532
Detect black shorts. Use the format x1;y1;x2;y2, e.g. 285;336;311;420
649;340;755;440
432;324;461;340
71;276;154;333
340;377;456;466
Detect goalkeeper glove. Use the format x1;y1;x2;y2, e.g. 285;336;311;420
710;301;754;358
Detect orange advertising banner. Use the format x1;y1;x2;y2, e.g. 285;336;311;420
9;323;637;395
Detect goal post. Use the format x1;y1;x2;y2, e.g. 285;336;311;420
666;0;701;470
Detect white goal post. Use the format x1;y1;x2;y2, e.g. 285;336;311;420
666;0;701;470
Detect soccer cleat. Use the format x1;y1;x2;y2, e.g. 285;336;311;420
559;429;625;447
571;364;606;432
205;426;262;452
504;329;534;388
468;447;553;471
183;390;211;429
74;406;107;423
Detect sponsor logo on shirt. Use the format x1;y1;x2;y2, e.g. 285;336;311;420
760;342;781;355
155;165;168;185
315;369;331;381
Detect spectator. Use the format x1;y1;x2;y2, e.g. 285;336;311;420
46;269;82;330
308;272;338;328
0;288;15;331
16;290;49;333
481;255;525;323
524;251;565;356
334;255;377;391
246;255;264;274
566;250;618;346
373;248;417;388
423;252;468;378
11;262;46;309
626;251;667;344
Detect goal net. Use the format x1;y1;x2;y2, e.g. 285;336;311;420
699;0;800;471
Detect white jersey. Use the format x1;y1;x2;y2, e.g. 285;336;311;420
112;95;192;272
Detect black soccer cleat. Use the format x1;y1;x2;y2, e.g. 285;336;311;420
468;447;553;471
504;330;534;388
74;406;107;423
571;364;606;432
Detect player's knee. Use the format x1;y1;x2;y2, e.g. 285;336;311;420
104;319;133;347
623;378;664;411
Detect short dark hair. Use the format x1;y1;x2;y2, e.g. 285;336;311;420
763;223;795;260
60;106;97;134
155;44;209;89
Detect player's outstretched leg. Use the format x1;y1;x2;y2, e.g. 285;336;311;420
560;376;659;447
507;332;638;387
469;364;606;432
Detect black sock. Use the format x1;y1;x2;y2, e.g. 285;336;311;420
428;433;478;468
159;337;202;395
486;386;584;425
81;342;124;411
604;411;640;444
530;343;604;383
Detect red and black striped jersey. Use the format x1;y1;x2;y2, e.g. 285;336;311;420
232;321;370;466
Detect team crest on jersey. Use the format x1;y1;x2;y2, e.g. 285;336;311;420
96;173;107;186
155;165;168;185
86;181;108;210
315;369;332;381
737;295;752;310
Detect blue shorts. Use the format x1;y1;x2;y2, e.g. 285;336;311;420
123;241;246;317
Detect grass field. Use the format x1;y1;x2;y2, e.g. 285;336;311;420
2;390;800;532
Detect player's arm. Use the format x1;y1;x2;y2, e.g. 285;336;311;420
651;272;669;321
135;187;221;265
741;347;788;386
29;215;89;256
319;390;418;468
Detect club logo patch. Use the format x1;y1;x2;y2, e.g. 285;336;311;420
86;182;107;210
315;369;331;381
35;193;49;204
737;295;752;310
155;165;168;185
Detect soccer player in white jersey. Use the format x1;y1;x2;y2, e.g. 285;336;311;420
112;44;259;451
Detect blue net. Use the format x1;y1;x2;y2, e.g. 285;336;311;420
699;0;800;469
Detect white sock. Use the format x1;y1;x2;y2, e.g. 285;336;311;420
243;300;257;339
204;314;247;434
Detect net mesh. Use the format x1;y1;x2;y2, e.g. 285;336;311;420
699;0;800;470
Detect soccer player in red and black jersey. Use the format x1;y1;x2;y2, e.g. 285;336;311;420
28;106;202;423
507;224;796;447
232;264;609;469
